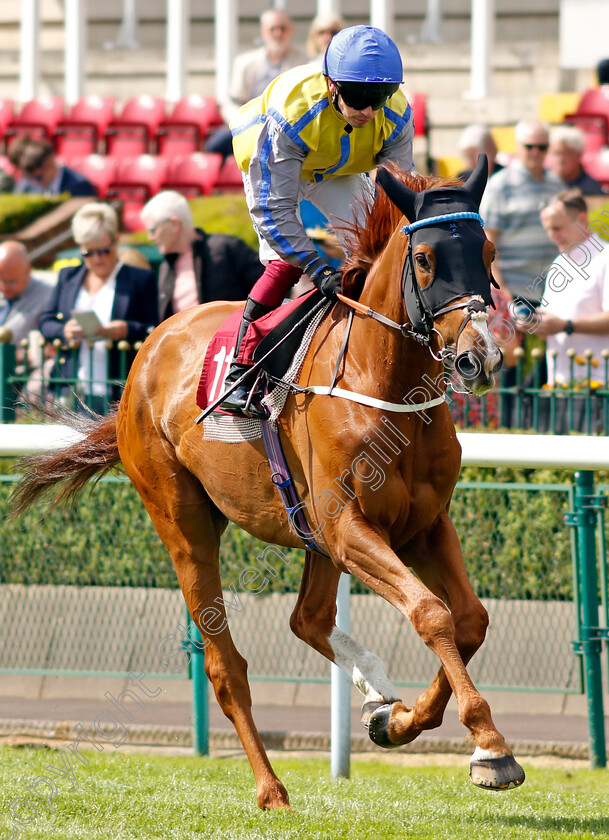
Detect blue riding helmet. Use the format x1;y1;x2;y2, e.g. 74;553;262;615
322;25;404;84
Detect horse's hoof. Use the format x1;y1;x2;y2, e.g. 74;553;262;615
470;754;526;790
361;700;386;728
367;703;401;749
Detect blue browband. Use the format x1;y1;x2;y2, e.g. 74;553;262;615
401;212;485;236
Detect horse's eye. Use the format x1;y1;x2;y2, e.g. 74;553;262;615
415;253;429;268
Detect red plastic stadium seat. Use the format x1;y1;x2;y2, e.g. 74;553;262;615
106;95;166;157
106;155;170;230
212;155;244;192
0;99;15;150
162;152;223;197
55;96;116;158
69;154;117;199
408;92;429;139
564;86;609;148
156;95;223;156
5;96;65;142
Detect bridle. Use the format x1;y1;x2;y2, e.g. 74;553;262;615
337;210;493;366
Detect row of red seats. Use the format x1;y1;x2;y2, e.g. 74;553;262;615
0;152;244;231
0;95;225;159
0;92;430;161
565;86;609;155
562;87;609;188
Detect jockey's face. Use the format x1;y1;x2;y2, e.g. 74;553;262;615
327;80;379;128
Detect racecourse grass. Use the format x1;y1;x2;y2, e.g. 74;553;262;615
1;750;609;840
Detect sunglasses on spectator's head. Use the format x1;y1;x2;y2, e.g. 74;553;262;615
318;28;340;36
81;247;112;258
336;82;400;112
523;143;549;151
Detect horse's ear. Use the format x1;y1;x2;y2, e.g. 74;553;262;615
376;167;417;221
461;153;488;207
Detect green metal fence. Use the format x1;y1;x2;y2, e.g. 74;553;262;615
0;473;586;695
3;337;609;432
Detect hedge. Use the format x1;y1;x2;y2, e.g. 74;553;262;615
0;464;592;601
0;194;68;234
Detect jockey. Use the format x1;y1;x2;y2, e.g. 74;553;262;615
220;25;415;416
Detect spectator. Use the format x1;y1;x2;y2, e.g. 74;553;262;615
549;125;604;194
457;124;504;181
8;136;97;197
39;202;157;411
306;13;345;65
0;241;52;346
205;9;306;160
141;190;264;322
596;58;609;86
537;189;609;386
481;119;562;305
0;165;14;193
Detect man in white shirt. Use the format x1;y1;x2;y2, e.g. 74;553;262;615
536;189;609;387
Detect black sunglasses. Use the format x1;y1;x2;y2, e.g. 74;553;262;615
81;247;112;258
523;143;549;151
336;82;399;112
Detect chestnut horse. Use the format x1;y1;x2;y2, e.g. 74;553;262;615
11;156;525;809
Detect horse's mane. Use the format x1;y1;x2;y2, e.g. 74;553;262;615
341;165;464;299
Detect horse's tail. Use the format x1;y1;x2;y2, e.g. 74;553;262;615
8;405;121;519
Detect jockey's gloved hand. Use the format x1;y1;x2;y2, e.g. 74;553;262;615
309;266;343;300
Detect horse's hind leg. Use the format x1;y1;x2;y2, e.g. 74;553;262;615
121;439;289;810
290;552;402;723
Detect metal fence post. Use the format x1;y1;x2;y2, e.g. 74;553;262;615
331;572;351;779
189;615;209;756
570;470;607;768
0;341;17;423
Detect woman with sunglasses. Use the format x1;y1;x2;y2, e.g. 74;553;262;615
38;202;158;412
221;25;413;416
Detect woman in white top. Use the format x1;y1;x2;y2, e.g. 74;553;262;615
39;203;157;412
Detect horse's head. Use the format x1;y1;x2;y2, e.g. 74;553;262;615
376;155;502;395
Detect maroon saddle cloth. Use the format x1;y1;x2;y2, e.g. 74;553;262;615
196;290;320;413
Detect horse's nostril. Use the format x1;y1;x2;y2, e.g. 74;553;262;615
455;352;481;380
491;353;503;376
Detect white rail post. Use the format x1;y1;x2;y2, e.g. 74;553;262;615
420;0;443;42
467;0;495;99
331;572;351;779
214;0;237;106
106;0;139;50
167;0;190;103
20;0;41;103
64;0;86;106
370;0;394;39
317;0;342;13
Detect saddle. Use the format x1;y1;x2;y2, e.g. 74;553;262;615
196;289;324;413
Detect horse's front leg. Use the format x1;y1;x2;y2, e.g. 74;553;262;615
331;514;525;791
289;551;402;723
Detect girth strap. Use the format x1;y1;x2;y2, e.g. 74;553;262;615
260;420;329;556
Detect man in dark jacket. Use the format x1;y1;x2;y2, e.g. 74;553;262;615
141;190;264;322
9;136;98;197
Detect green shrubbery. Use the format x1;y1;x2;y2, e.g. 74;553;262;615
0;193;68;234
0;465;591;600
